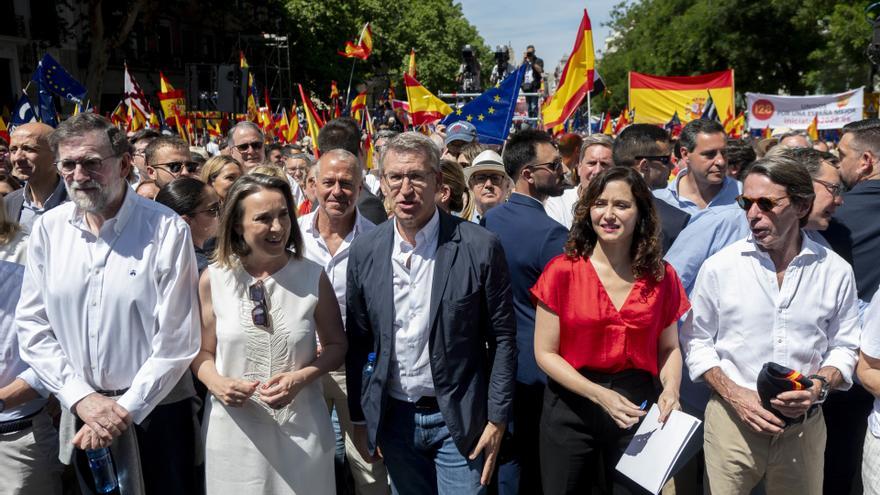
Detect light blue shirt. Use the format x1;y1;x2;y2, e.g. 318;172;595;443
653;168;741;222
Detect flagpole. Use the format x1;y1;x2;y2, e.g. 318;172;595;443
586;91;592;135
345;59;357;106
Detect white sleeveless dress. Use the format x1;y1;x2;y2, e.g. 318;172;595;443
203;258;335;494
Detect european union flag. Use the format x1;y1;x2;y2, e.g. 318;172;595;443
441;64;526;145
11;95;37;128
31;53;87;103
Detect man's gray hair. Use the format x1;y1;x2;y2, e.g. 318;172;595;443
745;154;815;225
317;148;362;182
227;121;264;145
382;132;441;172
48;112;132;156
777;130;813;147
765;146;839;178
578;134;614;163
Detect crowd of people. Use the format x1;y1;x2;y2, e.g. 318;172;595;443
0;108;879;495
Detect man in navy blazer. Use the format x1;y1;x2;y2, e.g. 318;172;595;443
482;129;568;494
346;132;517;494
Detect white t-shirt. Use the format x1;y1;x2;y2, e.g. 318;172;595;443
861;290;880;437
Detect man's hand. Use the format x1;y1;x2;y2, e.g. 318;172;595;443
73;393;131;445
725;386;784;434
469;421;505;486
771;386;816;419
73;424;111;450
353;424;382;463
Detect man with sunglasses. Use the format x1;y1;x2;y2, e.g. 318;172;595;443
227;121;266;171
464;150;511;223
680;153;859;495
482;128;568;495
145;136;197;188
654;119;740;222
15;113;201;493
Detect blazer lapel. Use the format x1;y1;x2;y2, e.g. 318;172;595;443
429;212;460;327
375;222;396;344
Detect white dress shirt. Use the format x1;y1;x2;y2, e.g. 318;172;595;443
15;188;200;424
298;209;375;326
544;186;579;229
387;208;439;402
860;290;880;437
681;234;860;391
0;259;48;422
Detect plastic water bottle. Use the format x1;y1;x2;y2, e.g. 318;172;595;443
86;448;118;493
362;352;377;383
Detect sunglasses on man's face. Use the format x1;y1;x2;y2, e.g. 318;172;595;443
235;141;264;152
155;161;199;175
736;194;789;212
248;280;269;328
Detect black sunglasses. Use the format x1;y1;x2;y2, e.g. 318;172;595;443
248;280;269;328
155;161;199;175
235;141;264;152
736;194;789;212
635;155;672;166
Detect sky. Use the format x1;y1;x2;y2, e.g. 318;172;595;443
457;0;624;72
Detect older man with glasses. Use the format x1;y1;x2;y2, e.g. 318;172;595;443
464;149;511;224
16;113;201;494
227;121;266;171
145;136;196;188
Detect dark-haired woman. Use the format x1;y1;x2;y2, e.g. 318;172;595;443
191;174;346;494
532;167;690;494
155;177;221;273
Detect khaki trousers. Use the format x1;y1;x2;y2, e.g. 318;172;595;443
323;368;390;495
0;409;63;495
703;394;824;495
862;429;880;495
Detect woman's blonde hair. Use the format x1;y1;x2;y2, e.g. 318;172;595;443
201;155;242;185
0;195;20;245
248;165;288;181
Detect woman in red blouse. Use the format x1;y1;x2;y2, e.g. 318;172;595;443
532;166;689;494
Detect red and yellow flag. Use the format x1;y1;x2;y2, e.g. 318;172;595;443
762;125;772;139
407;49;417;78
351;91;367;122
613;107;630;135
629;70;735;125
298;84;325;154
403;74;452;126
126;102;147;132
541;9;595;130
601;113;613;135
807;114;819;141
729;112;745;139
339;23;373;60
239;51;249;69
288;104;301;143
158;71;186;127
0;116;9;143
330;81;340;100
110;101;127;128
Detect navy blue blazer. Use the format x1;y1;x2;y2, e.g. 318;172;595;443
345;209;517;455
482;193;568;386
822;179;880;301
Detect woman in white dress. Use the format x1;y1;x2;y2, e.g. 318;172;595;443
192;174;346;494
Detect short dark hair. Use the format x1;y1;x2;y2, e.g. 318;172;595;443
129;128;161;145
612;124;670;168
266;142;283;155
842;118;880;156
725;139;757;180
318;117;361;156
502;128;554;178
679;119;725;153
145;136;190;166
49;112;131;156
154;177;209;217
744;154;815;227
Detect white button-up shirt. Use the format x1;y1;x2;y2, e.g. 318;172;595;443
15;188;200;424
387;208;439;402
298;209;375;326
681;234;860;391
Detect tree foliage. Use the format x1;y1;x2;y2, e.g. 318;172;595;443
285;0;490;100
595;0;875;113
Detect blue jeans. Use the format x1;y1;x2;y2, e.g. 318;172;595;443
378;399;485;495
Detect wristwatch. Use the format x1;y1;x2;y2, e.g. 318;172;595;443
809;374;830;404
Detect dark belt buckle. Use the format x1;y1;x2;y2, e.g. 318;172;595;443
787;405;819;427
414;396;439;412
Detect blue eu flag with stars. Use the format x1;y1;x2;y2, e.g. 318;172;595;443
31;53;87;103
441;64;526;145
11;95;37;128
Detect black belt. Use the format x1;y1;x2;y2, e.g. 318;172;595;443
787;404;821;426
96;388;129;397
0;409;41;434
414;396;439;412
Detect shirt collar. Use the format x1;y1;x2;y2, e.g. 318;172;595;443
393;207;440;249
509;191;545;209
23;176;66;209
742;229;822;261
305;208;370;239
667;168;739;202
68;186;137;236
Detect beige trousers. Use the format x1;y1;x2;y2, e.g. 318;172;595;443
0;409;63;495
703;394;825;495
323;368;390;495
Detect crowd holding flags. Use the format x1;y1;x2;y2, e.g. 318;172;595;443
541;9;596;132
441;64;526;145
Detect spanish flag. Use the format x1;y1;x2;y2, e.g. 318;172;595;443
403;74;452;126
351;91;367;122
762;125;772;139
158;71;186;127
729;111;745;139
277;108;290;143
407;48;417;78
298;84;324;154
339;23;373;60
288;103;301;143
541;9;595;130
613;107;630;135
0;116;9;143
807;114;819;141
600;112;613;135
629;70;734;125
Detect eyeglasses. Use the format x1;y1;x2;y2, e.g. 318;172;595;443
234;141;264;152
813;178;843;198
383;171;432;190
528;159;563;174
736;194;790;212
248;280;269;328
154;161;200;175
192;202;221;217
56;155;119;175
469;173;506;186
635;155;672;166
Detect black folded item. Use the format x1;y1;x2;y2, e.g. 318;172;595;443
756;362;814;425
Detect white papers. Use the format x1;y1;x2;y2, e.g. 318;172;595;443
615;404;702;495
